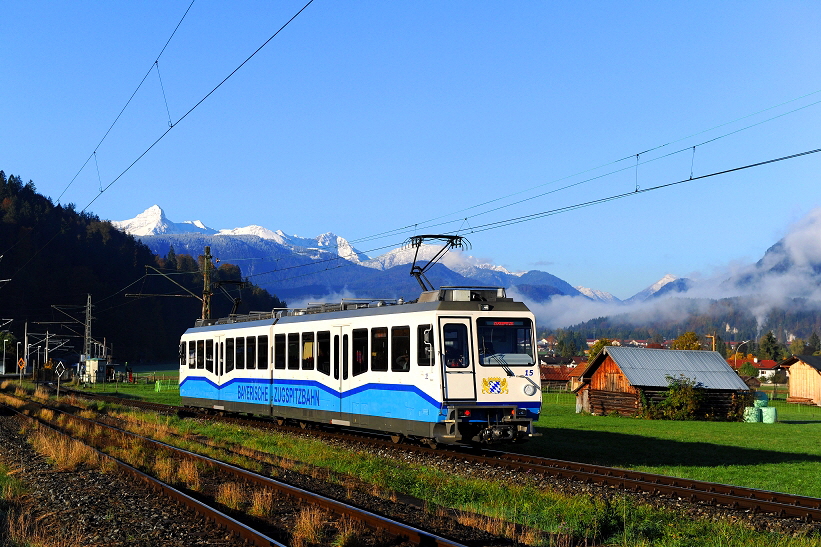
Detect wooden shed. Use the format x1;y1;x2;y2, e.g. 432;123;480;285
780;355;821;405
574;347;750;418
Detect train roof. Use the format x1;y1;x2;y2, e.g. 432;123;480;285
185;286;532;333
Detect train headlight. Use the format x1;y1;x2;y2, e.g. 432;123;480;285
523;384;538;396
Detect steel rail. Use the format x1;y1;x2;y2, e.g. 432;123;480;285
12;395;469;547
59;389;821;521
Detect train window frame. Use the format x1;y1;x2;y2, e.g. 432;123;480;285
476;318;535;366
196;340;205;369
179;343;186;368
287;333;300;370
352;328;368;376
258;335;268;369
443;324;470;368
302;332;315;370
391;326;411;372
343;334;349;380
317;331;331;376
187;341;196;369
333;334;340;379
235;337;245;370
226;338;235;373
246;336;256;369
416;324;433;366
274;334;286;370
205;339;214;373
371;327;388;372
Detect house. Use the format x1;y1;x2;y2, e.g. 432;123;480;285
574;347;751;418
568;361;588;391
780;355;821;405
540;365;571;391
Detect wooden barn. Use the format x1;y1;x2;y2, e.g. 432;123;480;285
574;347;750;418
780;355;821;405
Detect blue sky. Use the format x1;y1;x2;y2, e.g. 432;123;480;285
3;1;821;299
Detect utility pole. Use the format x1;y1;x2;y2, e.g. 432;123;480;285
706;333;716;352
84;294;92;360
202;246;213;320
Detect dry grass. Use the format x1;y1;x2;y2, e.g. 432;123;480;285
177;458;201;491
332;517;364;547
153;456;176;483
29;429;98;471
249;487;275;517
33;386;50;401
291;506;326;547
3;507;85;547
215;481;245;510
0;379;11;390
36;407;55;422
13;387;28;399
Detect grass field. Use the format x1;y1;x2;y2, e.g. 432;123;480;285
521;391;821;498
66;370;821;498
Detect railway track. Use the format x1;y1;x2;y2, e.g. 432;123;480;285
3;392;471;547
57;387;821;523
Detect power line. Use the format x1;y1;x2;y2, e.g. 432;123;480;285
56;0;197;204
82;0;316;212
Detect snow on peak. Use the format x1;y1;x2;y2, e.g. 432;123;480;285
362;244;517;276
574;286;621;303
111;205;217;236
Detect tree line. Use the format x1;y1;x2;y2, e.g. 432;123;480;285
0;171;285;364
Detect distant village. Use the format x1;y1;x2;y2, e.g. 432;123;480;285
537;335;821;408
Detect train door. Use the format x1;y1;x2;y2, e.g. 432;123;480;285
214;335;225;402
333;325;350;423
439;317;477;400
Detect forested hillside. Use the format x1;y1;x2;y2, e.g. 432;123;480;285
0;171;284;362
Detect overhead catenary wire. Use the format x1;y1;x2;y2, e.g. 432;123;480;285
82;0;316;212
56;0;197;204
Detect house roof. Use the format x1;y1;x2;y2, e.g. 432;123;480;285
584;346;750;391
754;359;779;370
780;354;821;371
540;365;570;382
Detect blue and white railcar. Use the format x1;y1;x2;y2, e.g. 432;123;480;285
179;286;541;444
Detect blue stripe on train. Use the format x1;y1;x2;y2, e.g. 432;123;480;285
179;376;540;421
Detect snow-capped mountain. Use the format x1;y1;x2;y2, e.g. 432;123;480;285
113;206;369;263
111;205;217;236
362;244;519;276
575;286;621;303
626;274;693;303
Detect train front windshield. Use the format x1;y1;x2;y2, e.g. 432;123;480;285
477;318;535;365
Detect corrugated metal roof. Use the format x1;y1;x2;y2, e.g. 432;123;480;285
604;346;749;390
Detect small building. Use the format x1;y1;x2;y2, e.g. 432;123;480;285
780;355;821;405
539;364;571;391
574;347;750;418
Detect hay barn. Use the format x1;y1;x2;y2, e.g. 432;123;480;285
574;347;750;418
781;355;821;405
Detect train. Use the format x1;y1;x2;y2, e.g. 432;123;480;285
179;286;541;445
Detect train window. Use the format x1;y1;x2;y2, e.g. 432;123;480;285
218;342;224;376
205;340;214;373
302;332;315;370
443;324;469;368
287;333;300;370
333;334;339;379
476;318;535;366
226;338;235;373
235;337;245;369
187;342;196;369
391;326;411;372
258;335;268;369
371;328;388;372
417;325;433;366
179;343;186;368
352;329;367;376
317;331;331;376
274;334;286;369
246;336;256;369
343;334;349;380
196;340;205;369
